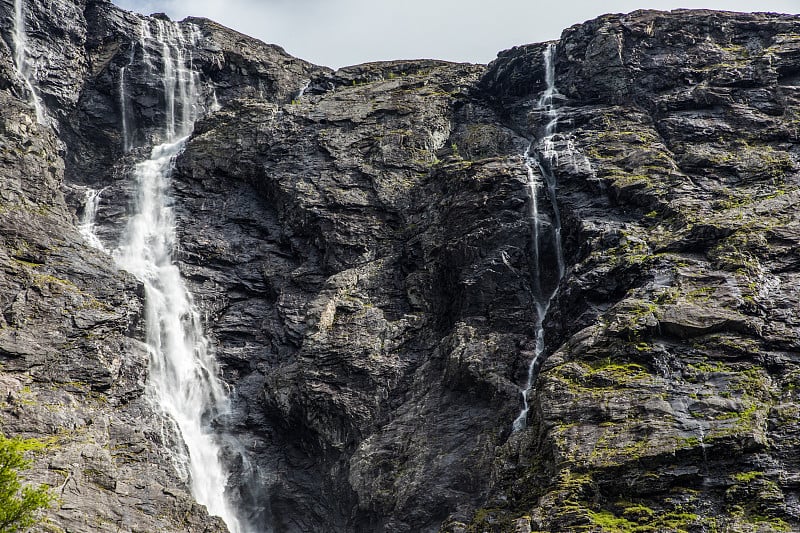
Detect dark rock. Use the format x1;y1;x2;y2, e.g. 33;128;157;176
1;2;800;532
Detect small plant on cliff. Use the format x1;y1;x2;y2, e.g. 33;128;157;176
0;434;52;532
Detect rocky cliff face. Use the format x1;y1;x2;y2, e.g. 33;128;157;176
1;1;799;532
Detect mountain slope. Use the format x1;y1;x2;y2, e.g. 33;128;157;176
0;2;798;532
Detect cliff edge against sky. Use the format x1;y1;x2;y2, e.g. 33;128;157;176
1;1;799;531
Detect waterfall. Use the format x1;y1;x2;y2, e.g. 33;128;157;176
11;0;44;123
78;187;107;252
211;90;221;112
537;44;566;281
512;43;566;432
112;18;243;532
120;44;135;152
295;80;311;99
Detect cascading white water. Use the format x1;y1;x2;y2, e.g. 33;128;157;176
112;19;243;532
513;43;566;432
120;44;136;152
78;187;107;252
11;0;44;123
211;90;221;112
537;44;566;280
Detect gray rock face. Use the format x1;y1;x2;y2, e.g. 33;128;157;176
0;0;323;531
1;2;800;532
175;61;533;531
474;10;800;532
0;12;226;533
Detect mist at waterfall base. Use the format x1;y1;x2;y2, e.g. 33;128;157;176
111;0;798;68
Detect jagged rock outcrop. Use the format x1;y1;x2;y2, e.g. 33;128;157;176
0;3;225;531
1;1;799;532
174;60;533;531
0;0;323;531
473;10;800;532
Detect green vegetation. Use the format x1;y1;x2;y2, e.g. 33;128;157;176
747;515;791;532
610;299;657;342
714;191;752;211
685;286;716;302
653;287;679;305
588;506;699;533
687;360;729;374
605;233;654;270
588;360;649;381
708;234;762;276
588;509;642;532
732;471;763;483
0;434;52;532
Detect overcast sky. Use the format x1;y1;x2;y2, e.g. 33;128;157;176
111;1;800;69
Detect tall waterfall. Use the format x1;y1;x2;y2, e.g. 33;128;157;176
11;0;44;123
513;43;566;432
111;19;244;532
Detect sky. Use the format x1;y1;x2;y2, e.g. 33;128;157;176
112;0;800;69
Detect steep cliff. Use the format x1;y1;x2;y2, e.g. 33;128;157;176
474;11;800;532
1;1;799;532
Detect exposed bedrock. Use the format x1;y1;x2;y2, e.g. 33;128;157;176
0;2;799;531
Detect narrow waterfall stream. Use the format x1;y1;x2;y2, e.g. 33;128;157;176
119;43;136;153
513;43;566;432
108;19;244;532
11;0;44;123
78;187;107;252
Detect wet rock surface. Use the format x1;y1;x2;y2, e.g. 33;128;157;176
473;9;800;533
1;2;799;532
0;11;226;530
